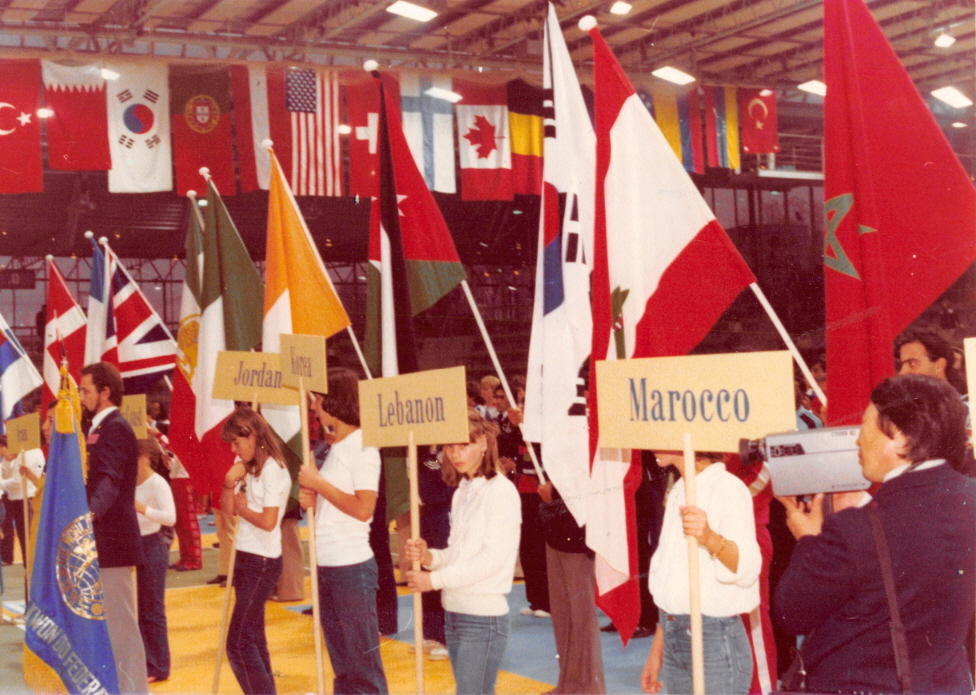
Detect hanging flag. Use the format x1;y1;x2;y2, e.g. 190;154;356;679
345;73;403;198
0;58;43;193
105;61;172;192
455;80;513;200
824;0;976;425
43;259;87;411
648;83;704;174
0;311;43;426
229;64;271;193
170;65;236;196
522;3;595;531
507;78;545;196
41;61;111;171
586;19;757;644
84;236;117;368
24;367;120;695
401;71;457;194
266;66;342;197
739;88;779;155
703;85;740;170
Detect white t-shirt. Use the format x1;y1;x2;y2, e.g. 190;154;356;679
314;429;381;567
235;457;291;559
0;449;45;500
136;472;177;536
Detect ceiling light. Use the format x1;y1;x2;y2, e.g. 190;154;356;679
610;1;632;15
652;66;696;86
425;87;463;103
798;80;827;96
952;121;968;128
759;88;774;97
386;1;436;22
36;108;54;118
932;86;973;108
934;32;956;48
337;124;352;135
100;68;120;81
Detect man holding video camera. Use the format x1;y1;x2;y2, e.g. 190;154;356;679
773;374;976;694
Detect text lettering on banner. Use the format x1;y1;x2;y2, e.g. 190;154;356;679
212;351;300;406
6;412;40;455
279;333;327;393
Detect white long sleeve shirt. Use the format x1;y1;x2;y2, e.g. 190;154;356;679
427;473;521;617
649;463;761;617
0;449;45;500
136;472;177;536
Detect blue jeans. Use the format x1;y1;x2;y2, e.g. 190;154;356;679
445;611;510;695
659;610;752;695
137;532;170;680
227;550;283;695
317;558;388;694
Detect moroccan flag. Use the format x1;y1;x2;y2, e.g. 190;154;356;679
704;85;740;170
0;59;42;193
824;0;976;425
43;259;87;411
24;367;119;695
739;88;779;155
455;80;513;200
507;78;545;195
170;65;236;196
105;61;172;192
229;64;271;193
586;21;756;644
401;72;456;193
41;61;111;171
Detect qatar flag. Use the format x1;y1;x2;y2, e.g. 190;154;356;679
41;61;111;171
0;59;42;193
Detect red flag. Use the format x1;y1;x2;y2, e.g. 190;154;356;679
455;80;513;200
170;65;235;196
43;259;87;408
343;73;402;198
824;0;976;425
41;61;111;171
738;88;779;155
0;59;42;193
507;78;545;195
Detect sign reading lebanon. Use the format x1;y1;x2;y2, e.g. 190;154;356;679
596;350;796;452
122;394;148;440
6;412;40;455
212;351;300;406
359;366;469;448
279;333;327;393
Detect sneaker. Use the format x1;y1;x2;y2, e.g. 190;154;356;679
428;644;449;661
206;574;227;586
408;639;442;655
519;607;535;616
533;609;551;618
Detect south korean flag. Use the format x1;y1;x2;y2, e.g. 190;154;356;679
106;62;172;192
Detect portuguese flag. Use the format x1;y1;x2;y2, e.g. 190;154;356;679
170;65;235;196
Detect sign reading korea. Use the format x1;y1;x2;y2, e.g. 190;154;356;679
212;351;300;406
122;394;148;440
359;366;469;448
595;350;796;452
7;412;40;454
279;333;327;393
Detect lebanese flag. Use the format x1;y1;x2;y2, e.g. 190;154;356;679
0;59;42;193
43;259;87;409
41;61;111;171
105;61;172;192
824;0;976;425
586;20;756;644
739;88;779;155
455;80;513;201
170;65;236;196
229;64;271;193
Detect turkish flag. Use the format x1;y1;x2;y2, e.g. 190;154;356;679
455;80;513;200
0;59;43;193
738;88;779;154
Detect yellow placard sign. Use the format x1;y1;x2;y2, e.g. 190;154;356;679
965;337;975;432
359;366;469;448
280;333;328;393
595;350;797;452
6;412;40;455
122;394;148;440
212;351;300;406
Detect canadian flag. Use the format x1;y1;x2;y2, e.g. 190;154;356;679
455;80;513;201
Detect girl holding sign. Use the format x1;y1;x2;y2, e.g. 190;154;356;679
298;367;389;695
641;451;761;695
404;409;521;695
221;407;291;695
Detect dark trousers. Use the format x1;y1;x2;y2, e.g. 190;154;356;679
519;492;549;612
1;497;25;565
368;472;399;636
547;546;606;694
421;509;450;645
318;558;389;694
227;550;283;695
137;532;171;680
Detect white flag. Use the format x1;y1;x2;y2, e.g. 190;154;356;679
106;62;171;192
400;72;457;193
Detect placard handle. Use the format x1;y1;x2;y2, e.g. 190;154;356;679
684;433;704;695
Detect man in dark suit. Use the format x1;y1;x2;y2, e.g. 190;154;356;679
80;361;148;694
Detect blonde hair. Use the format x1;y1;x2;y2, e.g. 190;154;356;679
480;375;500;391
440;408;501;487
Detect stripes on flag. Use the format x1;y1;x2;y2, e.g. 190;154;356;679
283;69;342;196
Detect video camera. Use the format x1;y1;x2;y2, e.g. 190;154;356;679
739;426;870;496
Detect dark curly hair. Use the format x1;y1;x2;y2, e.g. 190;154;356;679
313;367;361;427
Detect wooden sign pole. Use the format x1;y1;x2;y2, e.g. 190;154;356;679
300;378;326;695
408;431;425;695
20;453;30;598
683;433;704;695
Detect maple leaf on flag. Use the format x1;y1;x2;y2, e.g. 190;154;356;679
464;114;498;158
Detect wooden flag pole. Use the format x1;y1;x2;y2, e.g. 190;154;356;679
683;433;704;695
19;453;30;598
300;379;326;695
408;431;425;694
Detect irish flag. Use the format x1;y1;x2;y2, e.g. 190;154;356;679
585;19;756;643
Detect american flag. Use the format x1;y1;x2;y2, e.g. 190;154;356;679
285;69;342;196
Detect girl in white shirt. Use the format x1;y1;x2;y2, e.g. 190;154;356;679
220;407;291;695
134;438;177;683
641;451;762;695
405;409;521;695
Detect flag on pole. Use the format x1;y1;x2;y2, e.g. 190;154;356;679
43;259;87;410
84;236;117;368
24;365;120;695
0;311;43;426
585;18;756;643
522;3;595;530
824;0;976;425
